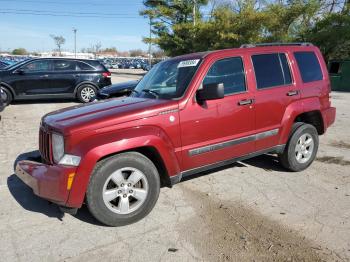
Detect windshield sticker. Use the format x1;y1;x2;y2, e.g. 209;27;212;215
177;59;200;68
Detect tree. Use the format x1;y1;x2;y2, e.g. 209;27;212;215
140;0;350;59
87;42;102;58
50;35;66;56
12;48;27;55
129;49;146;57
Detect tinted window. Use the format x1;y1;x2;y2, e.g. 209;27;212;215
77;61;95;71
53;60;76;71
21;60;51;72
203;57;246;95
294;51;323;82
252;53;292;89
329;62;341;74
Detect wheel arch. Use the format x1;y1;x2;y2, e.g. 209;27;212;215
0;82;15;99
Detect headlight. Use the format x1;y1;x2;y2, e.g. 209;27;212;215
52;133;64;163
52;133;81;166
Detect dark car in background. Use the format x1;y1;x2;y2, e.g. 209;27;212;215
0;61;10;69
0;58;111;105
97;80;139;99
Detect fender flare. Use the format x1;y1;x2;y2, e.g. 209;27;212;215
74;81;99;96
0;82;15;98
278;97;321;145
65;126;181;207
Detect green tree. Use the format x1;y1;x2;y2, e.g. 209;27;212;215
12;48;27;55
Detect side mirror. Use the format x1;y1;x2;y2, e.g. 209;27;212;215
14;69;25;75
196;83;224;102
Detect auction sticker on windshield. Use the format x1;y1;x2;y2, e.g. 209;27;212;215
178;59;200;68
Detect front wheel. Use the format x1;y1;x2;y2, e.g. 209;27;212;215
86;152;160;226
77;84;97;103
279;123;319;172
1;87;13;106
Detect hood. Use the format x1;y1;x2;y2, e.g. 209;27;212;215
43;96;175;135
99;80;139;95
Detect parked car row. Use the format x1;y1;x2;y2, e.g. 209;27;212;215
100;58;151;71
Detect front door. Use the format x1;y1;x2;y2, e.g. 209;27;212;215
180;55;256;171
13;59;52;97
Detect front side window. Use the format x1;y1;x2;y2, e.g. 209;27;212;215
53;60;76;71
252;53;292;89
21;60;51;72
132;58;201;100
203;57;246;95
294;51;323;83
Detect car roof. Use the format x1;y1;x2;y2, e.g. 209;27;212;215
171;43;318;61
23;57;100;62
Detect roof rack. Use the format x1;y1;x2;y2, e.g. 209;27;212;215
240;42;313;48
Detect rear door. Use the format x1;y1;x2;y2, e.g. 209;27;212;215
180;55;256;171
49;59;79;95
12;59;52;96
250;52;300;151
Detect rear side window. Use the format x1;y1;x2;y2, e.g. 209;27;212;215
252;53;292;89
294;51;323;82
53;60;76;71
203;57;246;95
77;61;95;71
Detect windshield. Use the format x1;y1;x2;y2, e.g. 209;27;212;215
132;58;201;100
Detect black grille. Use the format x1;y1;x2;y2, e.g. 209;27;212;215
39;128;53;164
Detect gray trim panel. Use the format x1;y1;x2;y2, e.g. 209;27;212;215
188;128;279;156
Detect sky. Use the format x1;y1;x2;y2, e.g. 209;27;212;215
0;0;149;52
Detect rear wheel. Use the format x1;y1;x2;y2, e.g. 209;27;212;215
279;123;319;171
1;87;13;106
77;84;97;103
86;152;160;226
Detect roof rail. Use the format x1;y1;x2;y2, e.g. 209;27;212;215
240;42;313;48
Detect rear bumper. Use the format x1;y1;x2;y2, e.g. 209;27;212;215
322;107;336;131
15;159;77;206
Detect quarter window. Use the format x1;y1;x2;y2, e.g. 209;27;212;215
252;53;292;89
328;62;341;74
203;57;246;95
77;61;95;71
294;51;323;82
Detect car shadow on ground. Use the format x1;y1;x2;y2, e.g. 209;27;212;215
242;154;287;172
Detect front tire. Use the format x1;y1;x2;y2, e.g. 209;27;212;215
279;123;319;172
77;84;97;103
86;152;160;226
1;87;13;106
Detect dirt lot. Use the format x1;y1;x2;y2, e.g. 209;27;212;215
0;71;349;261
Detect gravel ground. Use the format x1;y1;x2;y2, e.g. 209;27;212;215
0;72;349;261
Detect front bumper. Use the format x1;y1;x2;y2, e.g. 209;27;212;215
15;159;77;206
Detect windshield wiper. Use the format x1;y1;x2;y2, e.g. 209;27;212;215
141;89;159;98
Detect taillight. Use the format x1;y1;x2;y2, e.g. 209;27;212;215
102;72;111;78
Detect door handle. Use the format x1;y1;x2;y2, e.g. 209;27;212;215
73;74;80;78
40;75;49;78
238;99;254;106
287;90;299;96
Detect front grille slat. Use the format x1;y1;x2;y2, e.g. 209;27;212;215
39;128;52;164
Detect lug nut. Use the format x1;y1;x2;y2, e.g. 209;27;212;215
127;183;131;187
121;183;124;187
118;190;122;194
129;190;133;194
123;194;127;198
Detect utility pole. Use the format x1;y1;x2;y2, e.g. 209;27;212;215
193;0;197;26
73;28;77;58
148;17;152;67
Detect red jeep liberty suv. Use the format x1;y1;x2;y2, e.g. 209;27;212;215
15;43;336;226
